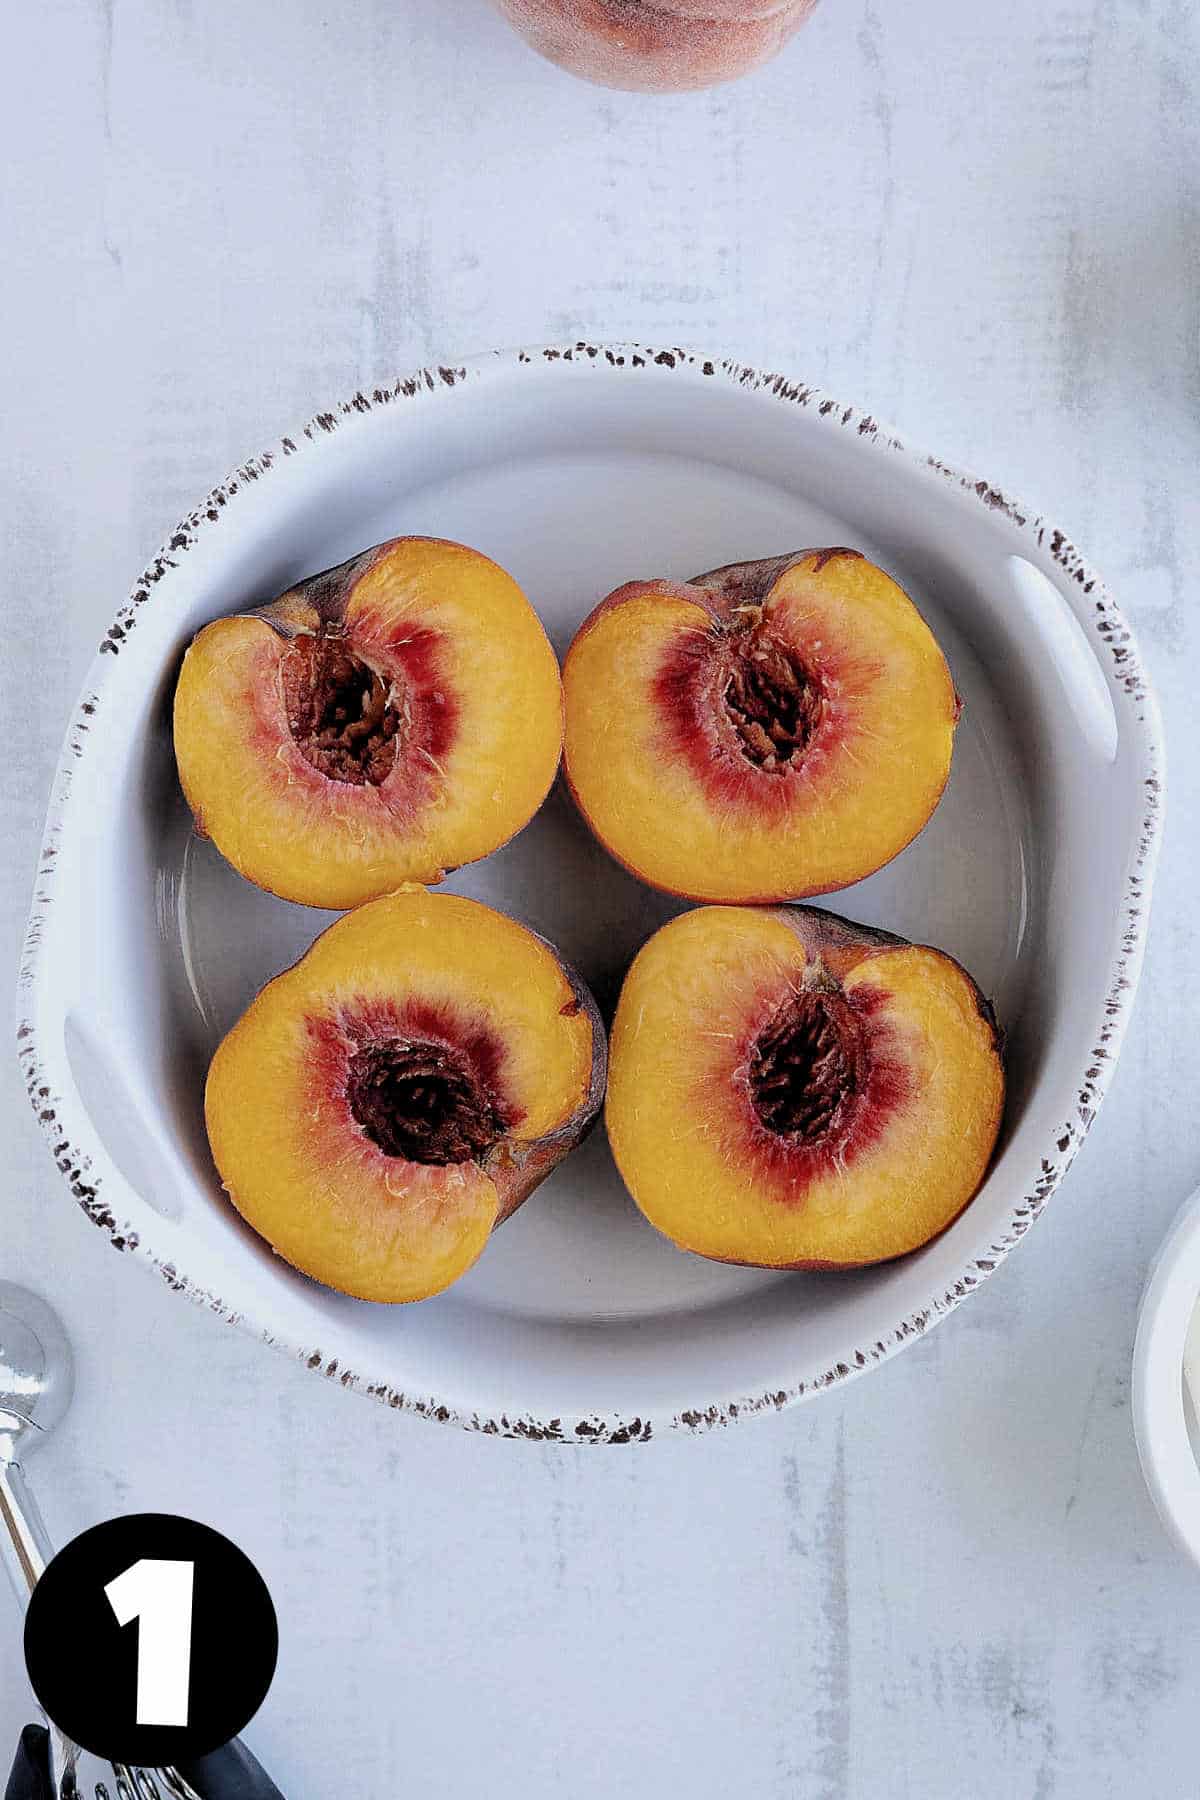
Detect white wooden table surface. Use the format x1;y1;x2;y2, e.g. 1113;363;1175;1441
3;2;1199;1794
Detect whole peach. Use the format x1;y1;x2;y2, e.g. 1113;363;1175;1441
493;0;821;93
663;0;799;17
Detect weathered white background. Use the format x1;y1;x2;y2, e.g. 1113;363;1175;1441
3;1;1199;1793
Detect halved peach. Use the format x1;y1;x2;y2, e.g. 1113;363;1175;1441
607;904;1003;1268
562;548;958;903
205;891;606;1303
174;536;562;909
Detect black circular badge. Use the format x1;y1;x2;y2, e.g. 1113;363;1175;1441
24;1513;278;1767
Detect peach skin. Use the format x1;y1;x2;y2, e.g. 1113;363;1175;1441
493;0;821;93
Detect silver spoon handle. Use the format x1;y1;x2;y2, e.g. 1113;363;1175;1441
0;1459;83;1795
0;1458;54;1604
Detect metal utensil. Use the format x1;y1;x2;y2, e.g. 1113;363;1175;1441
0;1282;86;1796
0;1283;279;1800
5;1724;206;1798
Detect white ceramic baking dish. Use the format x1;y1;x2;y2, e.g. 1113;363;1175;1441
19;345;1164;1441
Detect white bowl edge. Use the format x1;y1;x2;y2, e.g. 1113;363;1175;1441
1133;1187;1200;1570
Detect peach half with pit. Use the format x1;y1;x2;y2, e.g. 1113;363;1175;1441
205;890;606;1303
606;904;1004;1269
562;548;959;903
174;536;562;910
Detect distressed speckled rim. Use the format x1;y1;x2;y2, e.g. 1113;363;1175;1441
17;343;1166;1443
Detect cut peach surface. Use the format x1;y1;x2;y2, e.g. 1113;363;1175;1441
205;891;606;1303
174;536;562;910
562;548;959;904
493;0;820;92
606;904;1004;1269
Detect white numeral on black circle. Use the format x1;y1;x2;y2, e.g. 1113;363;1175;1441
105;1558;195;1727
